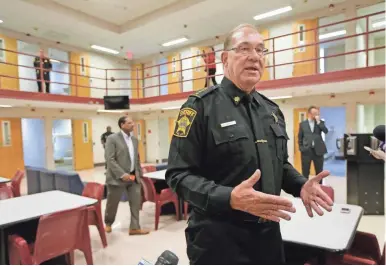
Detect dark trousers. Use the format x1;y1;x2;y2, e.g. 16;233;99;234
37;73;50;93
186;213;285;265
104;182;141;230
301;148;324;179
204;68;217;87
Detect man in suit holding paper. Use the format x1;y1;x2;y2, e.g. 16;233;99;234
104;116;149;235
298;106;329;179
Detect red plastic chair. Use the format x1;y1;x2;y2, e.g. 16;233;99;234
183;202;189;220
141;176;179;230
82;182;107;248
141;166;190;220
326;231;381;265
142;165;157;173
11;170;24;197
140;166;157;210
0;185;13;200
321;185;334;202
8;206;93;265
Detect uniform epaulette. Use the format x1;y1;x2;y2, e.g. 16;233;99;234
259;93;279;108
190;85;219;99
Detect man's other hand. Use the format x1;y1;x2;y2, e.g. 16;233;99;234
122;174;133;181
230;170;296;222
300;170;334;217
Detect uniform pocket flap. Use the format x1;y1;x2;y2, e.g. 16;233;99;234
212;125;248;145
270;124;289;140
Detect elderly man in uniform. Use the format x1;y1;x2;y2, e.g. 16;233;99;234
166;24;333;264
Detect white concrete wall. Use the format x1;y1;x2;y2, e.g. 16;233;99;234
89;53;131;99
269;24;294;79
214;43;224;84
181;48;193;92
48;48;70;95
143;60;159;97
91;114;122;164
17;41;40;92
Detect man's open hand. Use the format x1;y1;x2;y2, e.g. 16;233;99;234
230;170;296;222
300;170;334;217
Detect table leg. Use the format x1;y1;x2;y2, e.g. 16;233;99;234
0;228;6;265
317;250;327;265
178;199;184;221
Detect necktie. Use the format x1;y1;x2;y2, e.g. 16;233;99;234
244;95;276;195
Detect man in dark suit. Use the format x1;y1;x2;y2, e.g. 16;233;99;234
104;116;149;236
298;106;328;179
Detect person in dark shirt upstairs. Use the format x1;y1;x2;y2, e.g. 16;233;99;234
101;126;113;168
33;55;52;93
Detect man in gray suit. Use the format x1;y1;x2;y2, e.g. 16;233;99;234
298;106;328;179
104;116;149;235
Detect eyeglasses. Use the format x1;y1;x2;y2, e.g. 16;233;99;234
229;46;268;56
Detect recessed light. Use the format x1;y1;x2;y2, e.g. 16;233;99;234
97;109;126;113
0;20;3;24
319;30;346;40
161;37;189;47
91;45;119;55
253;6;292;21
161;106;181;110
372;21;386;28
269;96;293;100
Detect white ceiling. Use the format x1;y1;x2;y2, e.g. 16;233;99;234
0;0;367;59
52;0;180;25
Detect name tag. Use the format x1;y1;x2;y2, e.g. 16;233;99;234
221;121;236;128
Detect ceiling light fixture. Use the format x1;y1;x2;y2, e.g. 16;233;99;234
161;106;181;110
319;30;347;40
0;104;12;108
269;96;293;100
253;6;292;21
372;21;386;28
97;109;126;113
161;37;188;47
50;59;61;63
91;45;119;55
0;20;3;24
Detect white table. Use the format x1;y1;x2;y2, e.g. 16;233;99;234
0;177;10;184
143;169;166;180
280;198;363;252
0;190;97;264
142;171;363;253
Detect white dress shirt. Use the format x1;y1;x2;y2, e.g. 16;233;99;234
121;130;135;173
308;119;315;147
308;119;315;133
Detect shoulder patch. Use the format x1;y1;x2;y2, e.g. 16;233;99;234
173;107;197;138
190;85;219;99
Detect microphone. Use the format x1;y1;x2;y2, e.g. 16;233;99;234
373;125;385;142
138;250;179;265
155;250;179;265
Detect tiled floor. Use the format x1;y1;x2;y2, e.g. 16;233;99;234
19;166;385;264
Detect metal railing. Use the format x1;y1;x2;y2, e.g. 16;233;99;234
0;11;384;99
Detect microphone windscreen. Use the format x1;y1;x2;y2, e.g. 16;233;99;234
155;250;179;265
373;125;385;142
